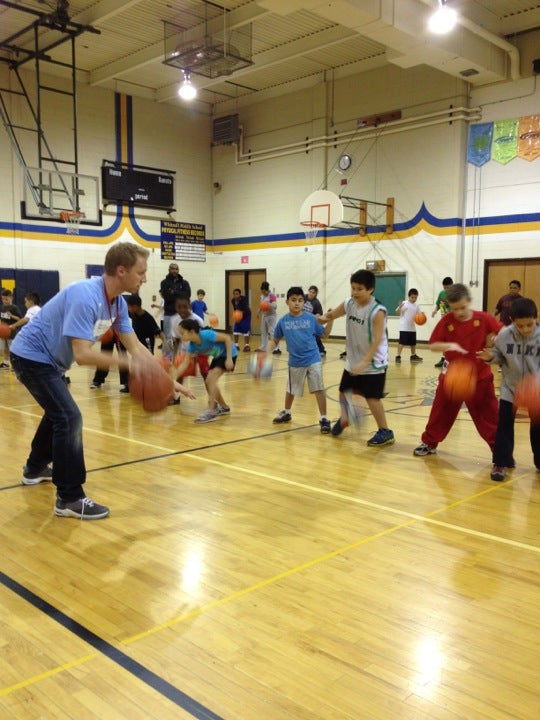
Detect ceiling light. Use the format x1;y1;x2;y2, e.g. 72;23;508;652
427;0;457;34
178;70;197;101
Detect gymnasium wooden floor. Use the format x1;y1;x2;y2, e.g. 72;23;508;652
1;342;539;720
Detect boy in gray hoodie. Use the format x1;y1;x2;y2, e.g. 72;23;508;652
479;297;540;481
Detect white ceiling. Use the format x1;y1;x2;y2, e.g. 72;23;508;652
1;0;539;114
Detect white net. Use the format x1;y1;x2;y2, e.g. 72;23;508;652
60;211;85;235
300;220;325;244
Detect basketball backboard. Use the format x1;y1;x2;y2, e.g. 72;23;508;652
299;190;344;228
21;166;101;225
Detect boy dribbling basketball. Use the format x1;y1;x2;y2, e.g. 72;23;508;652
413;283;502;458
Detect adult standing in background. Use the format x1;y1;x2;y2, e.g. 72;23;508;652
160;262;191;348
304;285;327;357
494;280;522;326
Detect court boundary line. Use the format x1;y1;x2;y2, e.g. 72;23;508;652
0;570;224;720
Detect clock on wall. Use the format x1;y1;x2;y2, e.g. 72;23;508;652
338;153;352;171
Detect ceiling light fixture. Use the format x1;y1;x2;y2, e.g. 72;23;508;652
427;0;458;34
178;70;197;100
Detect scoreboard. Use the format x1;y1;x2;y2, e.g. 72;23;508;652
101;161;175;210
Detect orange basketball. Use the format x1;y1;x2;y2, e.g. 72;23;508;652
100;327;114;344
443;359;477;403
129;362;174;412
514;373;540;422
0;323;11;339
233;310;243;322
415;312;427;326
260;301;270;312
159;355;171;372
209;314;219;327
173;353;196;376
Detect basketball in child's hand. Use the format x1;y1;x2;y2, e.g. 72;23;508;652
173;353;196;376
0;324;11;339
247;353;273;379
415;312;427;326
209;314;218;327
443;359;477;403
514;373;540;422
100;327;114;343
233;310;243;322
129;362;174;412
259;301;270;312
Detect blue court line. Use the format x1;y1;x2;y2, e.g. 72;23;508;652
0;570;224;720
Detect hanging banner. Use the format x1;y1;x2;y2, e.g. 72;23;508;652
518;114;540;161
467;123;493;166
491;118;519;164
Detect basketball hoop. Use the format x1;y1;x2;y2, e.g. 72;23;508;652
59;210;85;235
300;220;326;244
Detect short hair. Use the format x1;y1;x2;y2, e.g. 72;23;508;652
287;286;304;299
408;288;418;296
25;291;40;305
308;285;318;294
509;280;521;288
233;288;242;294
442;276;453;286
510;297;537;319
350;269;375;290
125;293;141;307
446;283;470;303
261;281;270;291
175;295;190;306
179;318;201;333
1;288;13;296
104;242;149;274
197;289;205;295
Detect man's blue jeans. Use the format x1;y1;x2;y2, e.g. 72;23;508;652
11;354;86;501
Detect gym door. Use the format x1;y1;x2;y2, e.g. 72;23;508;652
226;269;266;336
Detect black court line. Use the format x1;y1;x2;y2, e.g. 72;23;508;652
0;570;224;720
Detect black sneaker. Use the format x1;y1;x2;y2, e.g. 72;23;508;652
331;418;348;436
272;348;282;355
434;358;445;368
21;464;53;485
89;382;102;389
410;355;423;362
54;497;110;520
119;385;129;393
395;355;401;363
273;410;291;423
490;465;506;481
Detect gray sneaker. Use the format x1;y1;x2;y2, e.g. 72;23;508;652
22;464;53;485
413;442;437;456
54;497;110;520
215;405;231;415
273;410;292;424
195;408;218;423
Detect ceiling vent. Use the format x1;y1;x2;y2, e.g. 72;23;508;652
460;68;480;77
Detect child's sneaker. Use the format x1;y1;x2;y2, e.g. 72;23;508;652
367;428;395;447
395;355;401;363
410;354;423;362
21;464;53;485
195;409;218;424
0;362;10;370
490;465;507;481
319;418;331;434
331;418;348;436
273;410;291;424
54;496;110;520
243;344;251;352
413;442;437;456
215;404;231;415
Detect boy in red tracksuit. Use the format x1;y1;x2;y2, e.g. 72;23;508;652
413;283;502;457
